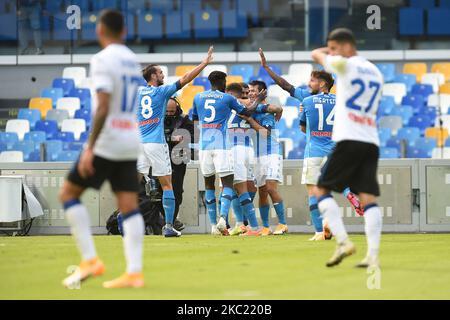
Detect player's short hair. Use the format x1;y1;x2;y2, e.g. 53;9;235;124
99;9;124;37
311;70;334;91
327;28;356;46
226;83;243;98
240;82;249;89
208;71;227;87
249;80;267;92
142;64;158;82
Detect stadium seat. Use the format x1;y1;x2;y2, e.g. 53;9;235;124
193;77;211;90
202;64;228;78
406;147;430;158
375;63;396;83
226;75;244;86
412;137;437;152
390;105;413;126
6;119;30;141
35;120;58;139
0;132;19;150
79;131;89;143
280;107;299;128
386;137;406;154
137;11;163;39
425;127;449;147
29;97;52;119
62;67;87;87
74;109;92;128
55;132;75;143
41;88;64;107
230;64;254;83
165;11;191;39
12;141;35;159
56;97;81;118
46;109;70;129
432;147;450;159
268;85;290;106
179;86;205;113
397;127;421;146
383;83;407;104
379;116;403;135
25;150;41;162
408;115;432;134
439;83;450;94
68;88;91;109
378;128;392;147
66;142;84;152
438;115;450;129
285;96;301;107
237;0;259;24
421;73;445;93
54;151;78;162
78;77;93;90
427;8;450;36
43;140;63;161
0;142;6;153
287;147;304;160
288;63;313;85
420;107;437;126
61;119;86;141
378;96;396;116
0;151;23;163
194;10;220;39
393;74;416;92
249;75;274;86
403;63;427;82
402;94;425;114
411;83;434;99
222;9;248;38
52;78;75;97
24;131;46;151
175;65;197;77
17;109;41;130
431;62;450;81
380;147;399;159
399;8;424;36
258;64;282;78
427;94;450;114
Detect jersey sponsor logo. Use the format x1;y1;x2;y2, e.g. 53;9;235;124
202;123;222;129
311;131;332;137
139;118;160;126
111;119;137;129
348;112;376;127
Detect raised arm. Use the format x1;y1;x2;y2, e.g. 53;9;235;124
178;46;214;88
265;104;283;121
259;48;294;93
311;47;329;67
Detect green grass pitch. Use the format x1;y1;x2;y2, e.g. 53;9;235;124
1;234;449;300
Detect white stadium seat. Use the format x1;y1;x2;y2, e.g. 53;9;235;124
436;115;450;130
62;67;87;87
288;63;313;85
268;84;290;105
56;97;81;118
6;119;30;141
202;64;227;77
159;65;169;77
428;94;450;114
281;74;308;87
382;83;407;105
0;151;24;163
78;77;93;90
61;119;86;141
281;106;300;128
432;147;450;159
421;73;445;93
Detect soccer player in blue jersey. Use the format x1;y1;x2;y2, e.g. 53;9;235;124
192;72;265;235
259;48;311;103
300;71;363;241
225;83;283;236
136;46;213;237
240;80;288;236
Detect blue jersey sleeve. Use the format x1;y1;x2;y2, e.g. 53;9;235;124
291;87;311;102
260;114;275;129
299;105;307;126
256;103;269;113
162;81;181;98
227;94;246;114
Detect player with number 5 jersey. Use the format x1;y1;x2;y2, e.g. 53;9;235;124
136;46;214;238
311;28;384;269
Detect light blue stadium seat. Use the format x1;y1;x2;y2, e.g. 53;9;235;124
413;137;437;152
393;74;417;92
0;132;19;150
0;142;6;153
411;83;433;99
25;150;41;162
193;77;211;90
446;138;450;147
137;11;163;39
378;128;392;147
35;120;58;139
52;78;75;97
41;87;64;107
428;9;450;35
230;64;254;83
380;147;399;159
375;63;396;83
287;147;304;160
12;141;35;159
55;132;75;142
18;109;41;130
24;131;47;151
391;105;414;125
378;96;396;116
55;151;79;162
44;140;63;161
67;142;84;152
386;137;405;153
397;127;421;146
194;10;219;38
399;8;424;36
406;146;431;158
223;9;248;38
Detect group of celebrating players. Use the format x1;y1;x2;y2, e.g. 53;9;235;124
60;9;384;289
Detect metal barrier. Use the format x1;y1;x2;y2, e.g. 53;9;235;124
0;159;449;234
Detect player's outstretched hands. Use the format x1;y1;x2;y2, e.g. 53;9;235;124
259;48;268;68
256;88;267;103
203;46;214;65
